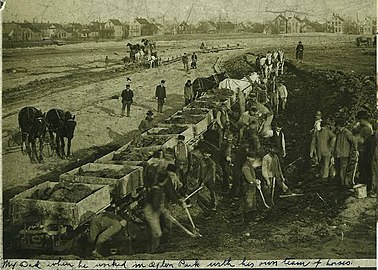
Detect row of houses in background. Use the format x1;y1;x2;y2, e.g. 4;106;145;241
3;18;162;41
3;14;376;42
270;13;376;35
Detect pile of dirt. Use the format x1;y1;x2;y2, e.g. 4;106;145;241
131;136;170;148
164;115;204;125
188;101;218;110
154;125;188;135
30;182;94;203
113;147;153;162
207;88;234;98
176;110;208;117
221;54;255;79
75;167;135;178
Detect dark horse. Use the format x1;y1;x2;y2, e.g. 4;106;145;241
192;72;229;98
126;43;145;62
46;109;77;158
18;107;46;163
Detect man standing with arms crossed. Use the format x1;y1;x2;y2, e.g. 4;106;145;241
155;80;166;113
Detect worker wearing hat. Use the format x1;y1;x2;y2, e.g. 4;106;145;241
138;110;155;133
143;170;185;253
196;150;217;211
121;84;134;117
155;80;166;113
174;134;191;191
184;80;194;105
241;151;261;222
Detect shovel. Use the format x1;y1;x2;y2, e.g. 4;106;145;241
185;185;204;201
167;214;199;238
184;204;202;237
257;184;270;209
351;154;359;186
271;177;276;206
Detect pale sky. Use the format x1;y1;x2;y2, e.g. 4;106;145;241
2;0;376;24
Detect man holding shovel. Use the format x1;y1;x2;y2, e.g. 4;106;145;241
196;150;217;211
262;144;292;206
143;170;186;253
241;152;264;223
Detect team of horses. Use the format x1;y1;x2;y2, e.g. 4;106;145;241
18;107;77;163
256;50;285;78
126;39;157;64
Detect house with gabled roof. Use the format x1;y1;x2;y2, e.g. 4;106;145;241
273;14;288;33
178;21;191;34
217;21;236;33
195;21;217;34
104;19;124;38
287;16;302;33
327;13;345;33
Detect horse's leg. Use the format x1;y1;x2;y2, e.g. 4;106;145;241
56;133;61;158
21;132;27;154
60;136;66;158
67;138;72;157
30;137;38;163
38;136;44;163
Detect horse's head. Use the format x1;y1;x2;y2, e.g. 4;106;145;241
35;111;47;135
66;115;77;139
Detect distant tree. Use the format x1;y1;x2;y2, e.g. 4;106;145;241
250;22;265;33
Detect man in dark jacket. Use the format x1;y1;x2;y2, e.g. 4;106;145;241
121;84;134;117
182;53;189;71
155;80;166;113
191;52;198;69
138;110;155;133
296;41;304;63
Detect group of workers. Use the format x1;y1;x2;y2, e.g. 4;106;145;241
310;110;377;197
90;46;376;257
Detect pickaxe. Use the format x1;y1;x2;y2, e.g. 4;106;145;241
284;157;302;171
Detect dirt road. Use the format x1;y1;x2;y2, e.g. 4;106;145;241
2;47;244;192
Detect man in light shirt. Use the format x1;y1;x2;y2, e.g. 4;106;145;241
262;144;292;205
276;82;288;114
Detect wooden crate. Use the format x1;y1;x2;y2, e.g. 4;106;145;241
10;182;110;229
60;163;143;198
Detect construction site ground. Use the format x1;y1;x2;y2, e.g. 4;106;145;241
2;33;376;259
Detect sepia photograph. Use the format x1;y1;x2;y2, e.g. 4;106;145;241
1;0;376;267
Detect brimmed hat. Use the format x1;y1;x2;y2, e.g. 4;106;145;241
161;80;165;83
178;135;185;140
126;84;130;87
146;110;154;116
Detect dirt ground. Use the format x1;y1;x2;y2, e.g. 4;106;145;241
2;33;376;259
